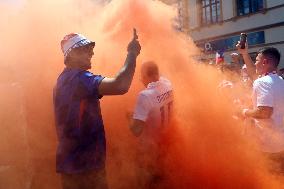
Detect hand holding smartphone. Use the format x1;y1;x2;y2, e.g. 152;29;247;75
240;33;247;49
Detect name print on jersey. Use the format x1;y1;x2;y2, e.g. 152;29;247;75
157;90;173;126
157;90;173;104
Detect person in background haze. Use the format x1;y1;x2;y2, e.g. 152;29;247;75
230;52;242;75
128;61;173;189
53;30;141;189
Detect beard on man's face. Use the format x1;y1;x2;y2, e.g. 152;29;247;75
65;54;93;70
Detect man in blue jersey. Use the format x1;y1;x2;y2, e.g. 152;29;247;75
53;30;141;189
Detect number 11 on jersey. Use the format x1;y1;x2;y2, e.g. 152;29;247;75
160;101;173;126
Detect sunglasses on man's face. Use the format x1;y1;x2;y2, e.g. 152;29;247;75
75;45;94;53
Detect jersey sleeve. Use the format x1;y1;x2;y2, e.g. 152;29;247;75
77;71;104;99
133;93;151;122
254;79;273;107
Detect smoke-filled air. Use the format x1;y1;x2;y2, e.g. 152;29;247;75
0;0;283;188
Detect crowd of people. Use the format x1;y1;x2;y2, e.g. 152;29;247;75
217;42;284;175
54;30;174;189
53;29;284;189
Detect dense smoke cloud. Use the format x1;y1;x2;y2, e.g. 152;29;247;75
0;0;282;188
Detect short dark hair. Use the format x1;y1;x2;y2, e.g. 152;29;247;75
142;61;159;78
258;47;281;67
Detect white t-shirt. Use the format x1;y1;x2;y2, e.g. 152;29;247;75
252;73;284;152
133;77;173;137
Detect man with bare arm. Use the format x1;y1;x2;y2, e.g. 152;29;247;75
237;44;284;174
129;61;173;188
54;29;141;189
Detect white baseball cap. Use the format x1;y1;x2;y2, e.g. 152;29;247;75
61;33;95;58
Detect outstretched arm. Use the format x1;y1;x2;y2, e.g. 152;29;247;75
99;29;141;95
242;106;273;119
236;41;257;80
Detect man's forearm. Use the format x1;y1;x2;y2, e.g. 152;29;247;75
129;119;144;137
114;52;137;92
243;107;273;119
242;53;257;80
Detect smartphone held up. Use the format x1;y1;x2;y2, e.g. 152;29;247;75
240;33;247;49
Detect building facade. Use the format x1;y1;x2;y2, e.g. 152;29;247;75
177;0;284;68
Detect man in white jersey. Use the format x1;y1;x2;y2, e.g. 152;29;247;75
130;61;173;137
237;44;284;173
129;61;173;188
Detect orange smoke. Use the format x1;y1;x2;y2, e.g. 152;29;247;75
0;0;282;188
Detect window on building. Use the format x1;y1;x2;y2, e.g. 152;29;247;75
200;0;221;25
236;0;264;16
